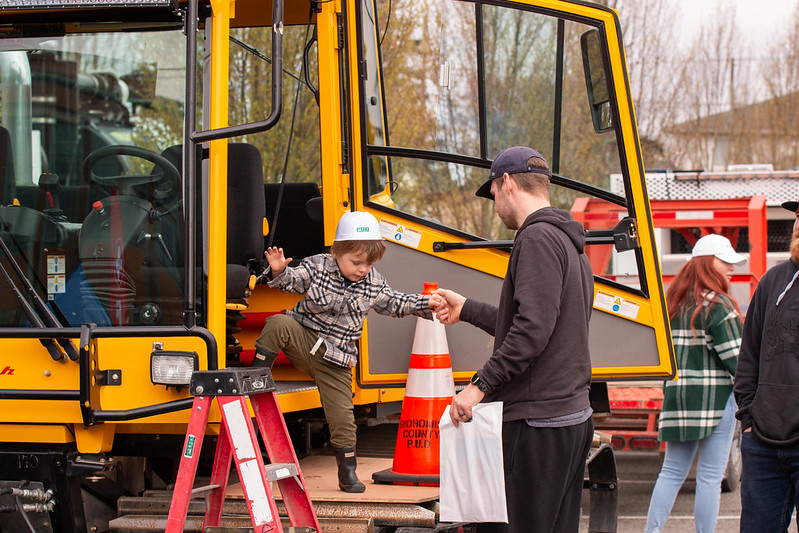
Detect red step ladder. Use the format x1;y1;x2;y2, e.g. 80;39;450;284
165;367;320;532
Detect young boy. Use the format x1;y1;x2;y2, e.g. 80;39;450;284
253;211;435;492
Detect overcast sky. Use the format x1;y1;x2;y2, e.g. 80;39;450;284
677;0;797;44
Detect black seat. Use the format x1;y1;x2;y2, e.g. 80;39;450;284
264;182;325;262
228;144;266;272
0;126;16;206
222;144;266;364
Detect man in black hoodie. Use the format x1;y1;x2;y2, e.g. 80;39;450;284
734;199;799;532
432;146;594;533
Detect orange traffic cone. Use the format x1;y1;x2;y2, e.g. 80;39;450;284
373;282;454;486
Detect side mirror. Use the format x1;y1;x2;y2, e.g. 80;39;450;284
580;28;613;133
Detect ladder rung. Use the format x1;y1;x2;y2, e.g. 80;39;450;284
265;463;299;482
190;483;221;496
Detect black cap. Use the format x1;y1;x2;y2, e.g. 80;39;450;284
475;146;551;199
782;200;799;213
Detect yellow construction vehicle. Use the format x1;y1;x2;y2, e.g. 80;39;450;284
0;0;675;530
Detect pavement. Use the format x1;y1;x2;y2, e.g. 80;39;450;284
581;451;798;532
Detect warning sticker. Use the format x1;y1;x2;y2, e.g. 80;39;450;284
47;255;66;274
379;220;423;249
47;275;66;295
594;291;640;320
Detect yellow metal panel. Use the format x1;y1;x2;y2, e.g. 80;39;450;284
0;401;82;424
74;423;116;454
95;337;209;422
0;425;75;444
272;389;323;413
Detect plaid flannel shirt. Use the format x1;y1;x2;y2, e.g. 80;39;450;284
658;291;741;442
267;253;432;368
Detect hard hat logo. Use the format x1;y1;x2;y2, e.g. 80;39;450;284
334;211;384;242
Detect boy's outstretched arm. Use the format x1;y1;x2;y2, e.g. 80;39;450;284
265;246;293;277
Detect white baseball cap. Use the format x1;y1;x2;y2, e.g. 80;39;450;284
691;234;747;265
334;211;383;241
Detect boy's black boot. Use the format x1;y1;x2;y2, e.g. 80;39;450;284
251;348;278;368
333;446;366;493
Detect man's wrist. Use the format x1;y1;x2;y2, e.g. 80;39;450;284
470;372;490;393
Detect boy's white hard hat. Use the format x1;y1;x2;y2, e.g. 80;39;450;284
334;211;383;241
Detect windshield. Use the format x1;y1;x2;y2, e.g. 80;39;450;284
0;28;187;327
358;0;638;283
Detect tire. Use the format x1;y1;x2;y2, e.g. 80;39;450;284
721;421;742;493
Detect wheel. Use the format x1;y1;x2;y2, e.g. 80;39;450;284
82;145;181;198
721;421;742;492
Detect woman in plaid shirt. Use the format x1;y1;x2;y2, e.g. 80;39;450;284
645;234;745;533
252;211;435;493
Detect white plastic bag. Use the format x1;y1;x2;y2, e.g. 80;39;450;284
439;402;507;523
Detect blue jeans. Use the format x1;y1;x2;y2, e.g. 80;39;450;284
740;432;799;532
644;393;737;533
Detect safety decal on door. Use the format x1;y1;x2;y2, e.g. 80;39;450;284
379;220;422;249
594;290;640;320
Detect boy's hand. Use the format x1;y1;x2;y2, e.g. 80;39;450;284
428;293;445;310
265;247;292;277
431;288;465;325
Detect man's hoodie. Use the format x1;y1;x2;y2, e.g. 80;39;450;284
461;206;594;421
735;257;799;446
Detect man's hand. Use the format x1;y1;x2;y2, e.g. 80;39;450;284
431;288;466;325
265;246;292;277
450;383;485;427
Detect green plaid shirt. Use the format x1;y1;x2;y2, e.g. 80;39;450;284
268;253;432;368
658;292;741;442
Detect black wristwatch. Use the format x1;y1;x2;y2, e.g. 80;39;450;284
470;373;490;393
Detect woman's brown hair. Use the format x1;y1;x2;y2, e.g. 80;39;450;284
666;255;740;336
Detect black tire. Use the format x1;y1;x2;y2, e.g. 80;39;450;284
721;421;742;493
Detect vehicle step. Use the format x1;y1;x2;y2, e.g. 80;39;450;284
113;495;436;531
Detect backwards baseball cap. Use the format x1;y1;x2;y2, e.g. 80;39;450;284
475;146;551;199
781;200;799;213
334;211;383;242
691;234;747;265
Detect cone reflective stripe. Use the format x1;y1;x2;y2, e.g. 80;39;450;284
373;282;454;486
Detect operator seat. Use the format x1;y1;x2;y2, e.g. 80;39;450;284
221;143;266;364
226;143;266;306
0;126;16;205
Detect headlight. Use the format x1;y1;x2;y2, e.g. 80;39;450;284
150;351;198;386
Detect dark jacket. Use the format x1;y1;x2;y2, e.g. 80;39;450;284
461;206;594;421
734;258;799;447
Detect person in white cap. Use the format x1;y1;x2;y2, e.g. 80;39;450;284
735;201;799;532
644;233;746;533
252;211;435;492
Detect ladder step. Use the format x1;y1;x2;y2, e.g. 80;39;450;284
265;462;299;482
191;483;221;496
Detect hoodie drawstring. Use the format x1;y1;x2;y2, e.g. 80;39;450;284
776;269;799;306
